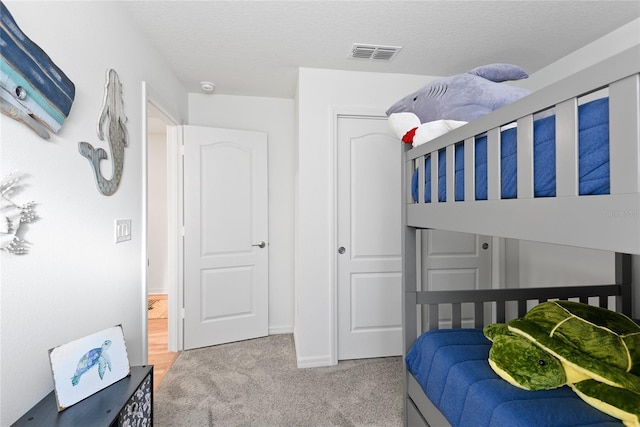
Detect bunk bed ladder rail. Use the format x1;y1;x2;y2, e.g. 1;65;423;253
616;251;633;316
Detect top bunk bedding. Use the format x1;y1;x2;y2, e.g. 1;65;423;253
401;47;640;254
412;96;610;203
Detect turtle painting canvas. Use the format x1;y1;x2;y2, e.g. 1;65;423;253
49;325;130;411
71;339;112;386
484;301;640;427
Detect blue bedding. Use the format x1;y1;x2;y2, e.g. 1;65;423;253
406;328;622;427
412;97;609;202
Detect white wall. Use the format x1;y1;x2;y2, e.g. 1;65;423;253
188;94;296;334
148;131;169;295
516;242;614;286
295;69;439;367
0;2;187;424
522;18;640;92
507;18;640;318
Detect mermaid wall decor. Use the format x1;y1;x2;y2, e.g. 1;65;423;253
79;69;128;196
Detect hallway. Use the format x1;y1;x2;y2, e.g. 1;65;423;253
148;294;179;391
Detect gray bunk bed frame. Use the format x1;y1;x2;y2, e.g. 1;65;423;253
401;46;640;427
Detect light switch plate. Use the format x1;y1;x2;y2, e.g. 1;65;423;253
115;219;131;243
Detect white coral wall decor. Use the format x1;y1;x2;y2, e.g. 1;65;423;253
0;173;38;254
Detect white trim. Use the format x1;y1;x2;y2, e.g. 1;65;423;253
141;82;149;364
296;355;334;369
268;325;294;335
166;126;184;352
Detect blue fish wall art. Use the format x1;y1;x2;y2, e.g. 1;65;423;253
0;1;75;139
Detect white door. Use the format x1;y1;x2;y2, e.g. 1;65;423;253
421;230;492;328
183;125;268;350
337;116;402;360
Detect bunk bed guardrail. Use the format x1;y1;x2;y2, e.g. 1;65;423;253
404;253;632;356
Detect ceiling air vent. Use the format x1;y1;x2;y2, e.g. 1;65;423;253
349;44;402;62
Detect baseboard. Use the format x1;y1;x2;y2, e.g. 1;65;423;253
269;325;293;335
296;355;334;368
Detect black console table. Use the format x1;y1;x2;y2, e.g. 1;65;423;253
12;365;153;427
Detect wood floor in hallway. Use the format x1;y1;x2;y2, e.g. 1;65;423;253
148;294;179;391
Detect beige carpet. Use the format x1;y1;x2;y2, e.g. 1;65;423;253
153;334;403;426
148;298;168;319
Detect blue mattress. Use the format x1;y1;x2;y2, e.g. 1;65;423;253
412;97;609;202
406;328;622;427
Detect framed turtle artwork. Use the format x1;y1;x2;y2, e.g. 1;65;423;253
48;325;130;411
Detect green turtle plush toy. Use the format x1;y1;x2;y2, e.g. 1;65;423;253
484;301;640;427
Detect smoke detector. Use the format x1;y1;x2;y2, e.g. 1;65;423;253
200;81;216;94
349;44;402;61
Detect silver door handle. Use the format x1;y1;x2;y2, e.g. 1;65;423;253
338;247;346;254
252;241;266;249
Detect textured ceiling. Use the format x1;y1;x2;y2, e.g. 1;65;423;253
123;1;640;100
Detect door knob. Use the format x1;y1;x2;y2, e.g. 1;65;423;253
338;247;346;254
482;243;489;250
252;241;266;249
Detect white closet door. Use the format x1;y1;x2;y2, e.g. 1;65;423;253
337;116;402;360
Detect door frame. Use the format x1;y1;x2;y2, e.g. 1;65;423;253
330;107;389;365
142;82;183;357
166;125;183;352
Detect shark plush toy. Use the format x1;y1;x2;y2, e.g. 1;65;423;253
386;63;530;146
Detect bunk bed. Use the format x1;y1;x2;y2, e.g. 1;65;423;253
400;46;640;427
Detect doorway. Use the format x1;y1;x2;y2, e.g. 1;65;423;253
146;98;180;389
